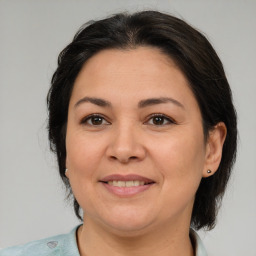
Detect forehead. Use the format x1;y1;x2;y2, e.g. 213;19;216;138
79;46;178;80
70;47;197;109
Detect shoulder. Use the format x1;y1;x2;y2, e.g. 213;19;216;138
0;226;81;256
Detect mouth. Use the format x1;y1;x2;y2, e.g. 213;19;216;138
102;180;153;187
99;174;155;196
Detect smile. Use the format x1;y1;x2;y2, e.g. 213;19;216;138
107;181;149;187
100;174;155;197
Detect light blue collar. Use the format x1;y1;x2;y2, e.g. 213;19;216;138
0;225;207;256
190;229;208;256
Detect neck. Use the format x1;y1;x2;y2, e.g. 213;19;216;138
76;218;194;256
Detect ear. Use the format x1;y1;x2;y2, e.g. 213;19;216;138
65;158;69;178
203;122;227;178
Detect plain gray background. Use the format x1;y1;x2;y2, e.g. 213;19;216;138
0;0;255;255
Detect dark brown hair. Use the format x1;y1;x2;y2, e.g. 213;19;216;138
47;10;237;230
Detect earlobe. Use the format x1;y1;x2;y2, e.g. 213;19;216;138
65;158;69;178
203;122;227;178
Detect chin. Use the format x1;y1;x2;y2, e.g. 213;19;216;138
96;208;157;236
105;221;154;237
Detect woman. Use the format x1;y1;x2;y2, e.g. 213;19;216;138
0;10;237;256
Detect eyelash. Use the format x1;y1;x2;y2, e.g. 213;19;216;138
145;114;176;126
80;113;176;126
81;114;110;126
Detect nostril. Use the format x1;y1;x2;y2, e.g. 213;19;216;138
108;155;138;163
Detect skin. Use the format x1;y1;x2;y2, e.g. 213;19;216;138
65;47;226;256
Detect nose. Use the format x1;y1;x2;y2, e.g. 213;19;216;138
106;124;146;163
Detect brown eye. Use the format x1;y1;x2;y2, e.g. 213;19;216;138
152;116;165;125
147;114;175;126
82;115;110;126
91;116;103;125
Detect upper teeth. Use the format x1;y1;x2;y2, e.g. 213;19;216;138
108;181;145;187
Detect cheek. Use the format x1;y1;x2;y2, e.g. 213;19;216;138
149;133;205;217
65;132;105;208
152;128;206;190
66;131;104;171
65;132;107;198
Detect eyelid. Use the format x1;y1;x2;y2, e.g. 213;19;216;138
80;113;111;125
145;113;177;125
80;113;176;126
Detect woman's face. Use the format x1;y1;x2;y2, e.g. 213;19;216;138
66;47;210;235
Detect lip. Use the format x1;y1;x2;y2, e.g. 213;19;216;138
99;174;155;197
100;174;155;183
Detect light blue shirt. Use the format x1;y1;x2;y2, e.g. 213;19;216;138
0;226;207;256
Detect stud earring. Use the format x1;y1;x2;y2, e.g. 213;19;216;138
207;169;212;174
65;168;68;174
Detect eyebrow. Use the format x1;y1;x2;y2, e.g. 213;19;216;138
74;96;184;109
138;97;184;109
74;97;112;108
